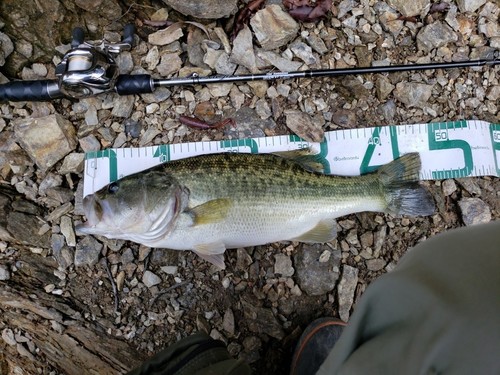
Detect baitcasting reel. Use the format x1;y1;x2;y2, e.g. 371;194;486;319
54;24;135;99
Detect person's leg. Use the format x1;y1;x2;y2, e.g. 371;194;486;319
317;221;500;375
127;332;252;375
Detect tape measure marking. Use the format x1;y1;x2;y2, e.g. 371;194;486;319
83;120;500;197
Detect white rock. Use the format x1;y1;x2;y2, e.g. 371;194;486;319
143;270;162;287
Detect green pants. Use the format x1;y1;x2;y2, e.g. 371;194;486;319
129;222;500;374
318;221;500;374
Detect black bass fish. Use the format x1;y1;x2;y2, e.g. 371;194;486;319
76;152;435;268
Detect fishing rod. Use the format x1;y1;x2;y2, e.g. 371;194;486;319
0;25;498;102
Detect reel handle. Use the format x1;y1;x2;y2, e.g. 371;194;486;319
71;27;85;48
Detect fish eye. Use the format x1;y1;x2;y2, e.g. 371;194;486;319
108;182;119;194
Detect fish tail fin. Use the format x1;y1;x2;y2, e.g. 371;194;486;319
377;153;435;216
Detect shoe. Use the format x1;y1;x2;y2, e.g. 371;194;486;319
290;317;346;375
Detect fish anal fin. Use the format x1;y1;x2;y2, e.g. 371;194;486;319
191;198;232;225
193;242;227;269
292;219;337;243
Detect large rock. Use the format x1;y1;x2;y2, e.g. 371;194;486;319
161;0;238;19
455;0;487;13
0;32;14;66
386;0;430;16
294;243;341;296
417;21;458;53
458;198;491;226
250;5;299;50
284;110;324;143
394;82;433;108
13;114;77;171
337;265;358;322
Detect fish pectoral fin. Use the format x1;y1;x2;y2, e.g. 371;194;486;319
193;242;227;269
272;148;325;173
292;219;337;243
190;198;233;226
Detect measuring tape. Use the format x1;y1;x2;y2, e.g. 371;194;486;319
83;120;500;197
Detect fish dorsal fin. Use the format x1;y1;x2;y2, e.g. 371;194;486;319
190;198;233;225
193;242;226;269
292;219;337;243
272;148;325;173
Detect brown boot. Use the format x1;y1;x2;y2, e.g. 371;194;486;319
290;318;346;375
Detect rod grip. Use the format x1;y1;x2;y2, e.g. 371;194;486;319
115;74;153;95
0;80;62;102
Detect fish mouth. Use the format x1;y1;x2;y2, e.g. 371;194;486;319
75;194;103;234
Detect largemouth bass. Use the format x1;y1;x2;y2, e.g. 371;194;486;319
76;151;435;268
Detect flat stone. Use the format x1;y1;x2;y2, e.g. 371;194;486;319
255;99;271;119
58;153;84;174
0;264;10;280
305;34;328;54
148;26;184;46
120;248;135;264
116;51;134;74
13;114;77;172
60;216;76;247
387;0;430;16
378;99;397;122
456;0;487;13
250;5;299;50
458;198;491;226
142;270;162;287
111;95;135;118
84;105;99;127
161;0;238;19
338;0;356;18
0;32;14;65
215;52;237;75
2;328;16;346
79;135;101;153
294;243;341;296
236;248;253;270
140;87;171;104
202;46;222;68
285;110;324;142
338;265;358;322
156;53;182;77
375;75;395;101
274;254;294;277
256;49;302;72
224;107;275;139
394;82;433;108
75;236;103;267
290;41;317;65
478;19;499;38
456;178;482;196
366;258;386;271
417;21;458;53
209;83;233;97
230;25;258;73
242;301;284;339
161;266;178;275
442;179;457;196
247;81;269;98
222;308;235;337
144;46;160;70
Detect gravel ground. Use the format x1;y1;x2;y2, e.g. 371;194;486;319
0;1;499;374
